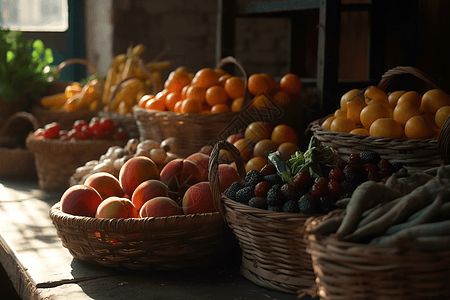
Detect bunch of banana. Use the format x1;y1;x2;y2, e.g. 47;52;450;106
102;44;172;114
40;78;103;112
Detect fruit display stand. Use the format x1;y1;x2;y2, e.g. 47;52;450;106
31;58;103;130
0;112;39;179
308;66;446;173
209;140;322;294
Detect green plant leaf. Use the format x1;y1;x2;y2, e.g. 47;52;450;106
6;50;15;62
44;48;53;64
33;39;45;54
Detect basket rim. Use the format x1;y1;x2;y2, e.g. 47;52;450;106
25;133;126;149
50;202;224;232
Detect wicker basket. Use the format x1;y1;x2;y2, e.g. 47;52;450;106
31;58;102;130
208;140;321;294
308;66;446;172
26;134;126;191
0;112;39;179
49;201;234;270
299;210;450;299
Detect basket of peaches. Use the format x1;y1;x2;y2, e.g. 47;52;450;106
309;66;450;173
132;56;311;158
49;149;242;270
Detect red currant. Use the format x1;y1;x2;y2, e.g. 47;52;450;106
328;180;343;197
328;168;346;182
72;119;88;132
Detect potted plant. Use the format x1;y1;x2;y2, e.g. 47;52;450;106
0;28;54;127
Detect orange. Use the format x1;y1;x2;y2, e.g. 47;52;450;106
248;74;270;96
279;73;302;95
350;128;369;135
154;89;170;103
186;85;206;104
218;74;232;87
138;94;154;108
145;98;166;111
211;103;230;113
245;156;269;173
346;96;366;125
321;116;336;130
173;100;183;113
360;102;390;129
334;108;347;118
231;97;244;112
205;85;228;106
253;139;279;158
277;142;300;161
369;118;404;139
165;73;191;93
435;106;450;128
214;68;228;77
252;94;273;109
165;92;182;111
393;102;422;127
261;73;279;94
404;116;433;139
224;76;245;99
245;122;273;144
340;89;361;111
364;86;389;107
191;68;219;89
330;117;358;133
396;91;422;108
272;90;292;106
420;89;450;114
388;90;406;108
180;84;191;99
180;98;202;114
271;124;298;145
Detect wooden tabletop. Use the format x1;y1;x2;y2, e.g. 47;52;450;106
0;179;314;300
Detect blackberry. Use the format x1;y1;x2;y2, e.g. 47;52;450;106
263;173;283;186
266;184;285;206
318;196;338;214
359;151;381;165
298;194;316;214
235;186;255;205
245;169;263;186
283;200;300;213
268;205;283;212
248;197;268;209
225;181;245;201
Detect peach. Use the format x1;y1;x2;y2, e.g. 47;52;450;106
226;133;244;145
95;196;139;219
84;172;124;200
119;156;160;196
233;138;253;162
131;179;170;211
186;152;210;181
139;196;183;218
60;185;103;217
218;164;242;193
160;158;202;203
182;182;217;215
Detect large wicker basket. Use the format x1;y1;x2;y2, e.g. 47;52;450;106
299;210;450;299
0;112;39;179
26;134;125;191
208;140;321;294
309;66;446;172
31;58;102;130
49;202;234;271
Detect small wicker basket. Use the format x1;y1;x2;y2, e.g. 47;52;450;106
299;210;450;299
26;134;126;191
309;66;446;172
31;58;103;130
0;112;39;179
49;201;234;270
208;140;322;294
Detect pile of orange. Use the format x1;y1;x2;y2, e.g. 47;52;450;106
137;66;303;114
322;86;450;139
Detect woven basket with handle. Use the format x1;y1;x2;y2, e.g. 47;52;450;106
0;112;39;179
309;66;447;172
299;210;450;299
208;140;322;294
31;58;103;130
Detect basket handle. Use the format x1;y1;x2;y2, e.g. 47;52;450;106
54;58;99;77
208;140;246;219
0;112;40;138
216;56;251;111
377;66;440;91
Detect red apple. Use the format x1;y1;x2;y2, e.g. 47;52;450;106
182;182;217;215
84;172;124;200
119;156;160;196
139;197;183;218
60;185;103;217
95;197;139;219
218;164;242;192
226;133;244;145
186;152;210;182
198;145;213;156
131;179;170;211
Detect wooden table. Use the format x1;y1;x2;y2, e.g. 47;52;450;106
0;179;314;300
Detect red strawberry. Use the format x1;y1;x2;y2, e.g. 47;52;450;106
254;181;271;197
